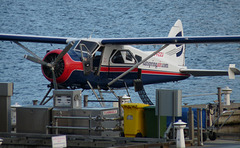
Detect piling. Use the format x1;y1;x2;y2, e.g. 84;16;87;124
0;82;13;133
32;100;38;105
188;107;194;144
222;87;232;105
174;119;187;148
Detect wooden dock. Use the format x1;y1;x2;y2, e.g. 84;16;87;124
0;132;173;148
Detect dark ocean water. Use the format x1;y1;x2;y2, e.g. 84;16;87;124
0;0;240;106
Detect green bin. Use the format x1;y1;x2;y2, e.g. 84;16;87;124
143;106;166;138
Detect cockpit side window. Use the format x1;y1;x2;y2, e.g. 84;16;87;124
111;51;124;63
111;50;136;64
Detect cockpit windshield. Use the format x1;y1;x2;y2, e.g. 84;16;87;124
73;40;100;62
74;40;100;54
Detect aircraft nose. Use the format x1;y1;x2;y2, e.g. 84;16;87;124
42;51;65;79
41;49;83;84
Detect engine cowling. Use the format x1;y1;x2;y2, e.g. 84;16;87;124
41;49;83;84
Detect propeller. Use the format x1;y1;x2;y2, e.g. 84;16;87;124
24;42;74;89
52;43;74;66
24;55;51;67
14;41;42;60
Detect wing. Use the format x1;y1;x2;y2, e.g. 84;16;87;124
180;64;240;79
1;33;240;45
101;36;240;45
0;33;79;44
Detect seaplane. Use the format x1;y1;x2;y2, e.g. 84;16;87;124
1;19;240;105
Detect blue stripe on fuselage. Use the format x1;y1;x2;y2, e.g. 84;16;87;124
61;69;189;89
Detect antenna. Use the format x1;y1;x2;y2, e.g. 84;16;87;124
89;29;95;38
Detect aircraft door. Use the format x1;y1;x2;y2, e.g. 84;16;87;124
92;47;104;75
80;43;93;75
108;49;139;80
77;40;101;75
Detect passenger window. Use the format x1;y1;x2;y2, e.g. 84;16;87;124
135;55;142;62
126;51;133;61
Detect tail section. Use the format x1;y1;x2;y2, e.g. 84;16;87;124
162;19;186;66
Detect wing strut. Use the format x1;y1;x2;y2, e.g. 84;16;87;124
108;44;169;86
87;81;104;107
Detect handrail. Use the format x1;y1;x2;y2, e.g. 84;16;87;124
182;93;217;98
210;110;235;130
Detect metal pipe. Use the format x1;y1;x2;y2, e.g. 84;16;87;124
40;87;52;105
46;126;123;131
219;110;234;129
107;86;120;99
188;107;194;144
182;93;217;98
200;108;203;146
217;87;222;129
56;118;58;135
87;81;104;107
84;95;88;107
164;122;172;139
89;115;91;135
43;95;53;105
53;115;122;121
47;126;91;130
54;116;91;120
87;100;119;102
197;108;200;146
118;96;122;128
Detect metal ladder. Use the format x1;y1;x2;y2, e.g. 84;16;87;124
134;79;153;105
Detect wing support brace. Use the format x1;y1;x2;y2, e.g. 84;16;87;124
108;44;169;86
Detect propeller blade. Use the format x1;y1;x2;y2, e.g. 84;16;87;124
53;42;74;66
24;55;52;67
14;41;42;60
51;68;58;90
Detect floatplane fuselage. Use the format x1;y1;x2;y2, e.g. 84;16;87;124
1;19;240;99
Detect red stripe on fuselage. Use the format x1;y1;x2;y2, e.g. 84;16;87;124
100;66;138;72
100;66;188;77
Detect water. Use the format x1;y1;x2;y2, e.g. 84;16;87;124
0;0;240;106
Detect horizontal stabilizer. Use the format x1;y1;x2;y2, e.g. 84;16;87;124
228;64;240;79
180;64;240;79
180;69;228;76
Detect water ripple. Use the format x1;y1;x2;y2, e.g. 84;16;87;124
0;0;240;105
